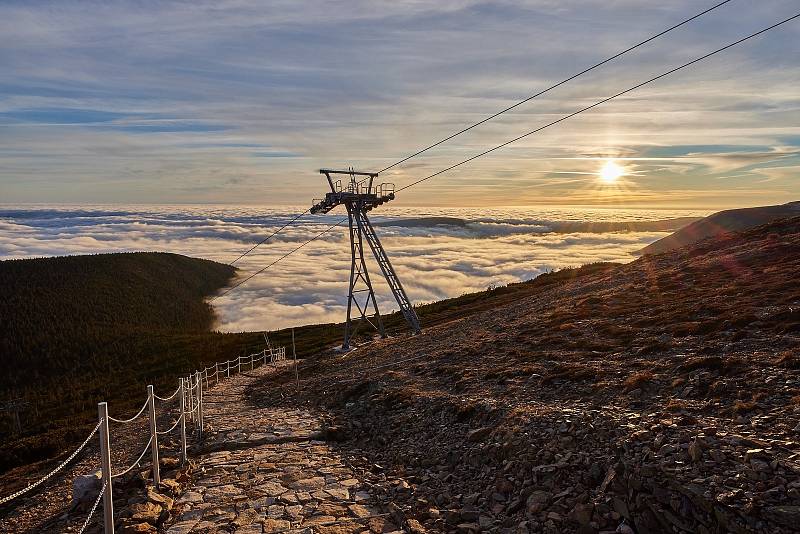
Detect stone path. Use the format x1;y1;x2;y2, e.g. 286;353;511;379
165;364;396;534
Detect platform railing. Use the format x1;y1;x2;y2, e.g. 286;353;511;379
0;345;284;534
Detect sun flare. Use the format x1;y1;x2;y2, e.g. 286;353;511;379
599;160;624;183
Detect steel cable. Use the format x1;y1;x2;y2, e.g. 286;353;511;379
0;420;102;505
210;219;347;302
111;436;153;479
396;12;800;192
377;0;735;173
229;209;311;265
190;2;736;271
198;11;800;297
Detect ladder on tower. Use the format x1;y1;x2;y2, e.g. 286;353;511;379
356;210;421;335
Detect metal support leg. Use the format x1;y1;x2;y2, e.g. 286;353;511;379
343;203;385;350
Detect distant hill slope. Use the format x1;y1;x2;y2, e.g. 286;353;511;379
254;216;800;533
637;201;800;255
0;252;269;473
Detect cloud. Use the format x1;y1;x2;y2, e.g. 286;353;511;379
0;205;708;331
0;1;799;206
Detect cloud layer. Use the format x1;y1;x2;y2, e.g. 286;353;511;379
0;205;707;331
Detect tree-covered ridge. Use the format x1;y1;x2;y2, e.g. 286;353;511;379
0;252;259;472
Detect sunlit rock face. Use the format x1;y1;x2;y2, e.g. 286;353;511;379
0;205;706;331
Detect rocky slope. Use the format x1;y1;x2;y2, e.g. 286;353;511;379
252;216;800;533
637;201;800;256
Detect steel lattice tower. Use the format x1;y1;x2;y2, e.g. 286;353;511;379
311;169;421;349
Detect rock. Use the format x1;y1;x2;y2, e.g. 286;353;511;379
290;476;326;490
763;505;800;528
262;518;292;531
570;503;594;526
120;522;158;533
232;508;261;528
466;427;493;442
348;504;372;518
159;456;180;469
146;488;173;511
745;448;772;462
129;502;163;525
165;520;197;534
406;518;426;533
688;440;703;462
72;472;102;507
160;478;181;496
526;490;551;514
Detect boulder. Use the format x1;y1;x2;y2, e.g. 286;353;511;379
72;471;102;507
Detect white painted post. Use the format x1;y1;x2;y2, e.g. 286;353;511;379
226;361;230;378
185;376;193;423
98;402;115;534
293;328;299;392
196;371;203;438
147;385;160;486
215;362;219;384
179;378;187;465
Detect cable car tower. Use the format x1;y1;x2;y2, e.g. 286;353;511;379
311;168;421;350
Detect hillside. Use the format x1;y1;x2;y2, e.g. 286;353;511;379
0;249;615;476
637;201;800;255
252;217;800;533
0;252;270;473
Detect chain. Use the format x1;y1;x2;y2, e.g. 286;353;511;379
0;420;102;505
76;482;106;534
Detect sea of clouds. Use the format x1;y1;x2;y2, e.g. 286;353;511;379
0;205;707;332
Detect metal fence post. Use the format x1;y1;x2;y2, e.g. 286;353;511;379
226;361;230;378
215;362;219;384
147;385;160;486
98;402;115;534
179;378;187;465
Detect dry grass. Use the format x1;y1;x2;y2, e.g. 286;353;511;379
623;371;654;392
732;400;758;415
774;350;800;369
665;398;688;412
541;363;599;384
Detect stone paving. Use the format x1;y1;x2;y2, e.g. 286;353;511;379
165;364;396;534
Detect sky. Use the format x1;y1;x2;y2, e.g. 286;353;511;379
0;1;799;208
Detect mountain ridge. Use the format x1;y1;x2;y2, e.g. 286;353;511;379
637;200;800;255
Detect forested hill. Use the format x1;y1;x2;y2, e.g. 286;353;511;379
0;253;265;473
1;252;234;336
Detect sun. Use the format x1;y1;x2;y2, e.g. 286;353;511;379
599;159;624;183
